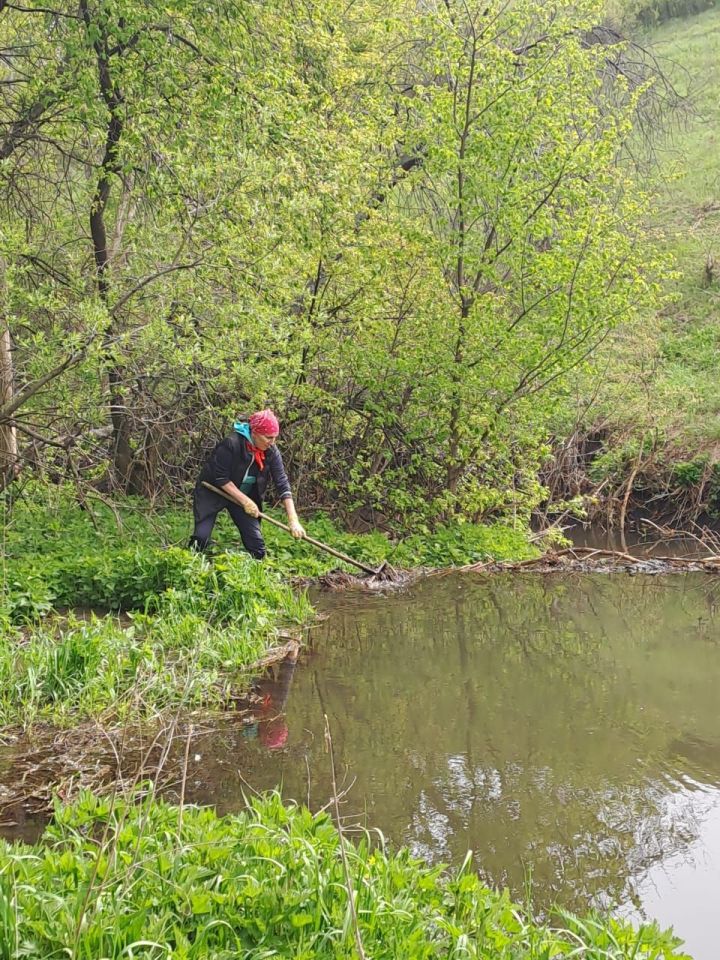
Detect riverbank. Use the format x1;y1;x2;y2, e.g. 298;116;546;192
1;485;537;727
0;487;537;815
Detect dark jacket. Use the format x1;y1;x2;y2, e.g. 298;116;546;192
199;431;292;507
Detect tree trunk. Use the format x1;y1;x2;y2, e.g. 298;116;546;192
0;258;18;488
0;325;17;487
447;297;470;498
81;0;135;490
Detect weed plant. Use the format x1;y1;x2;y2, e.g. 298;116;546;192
2;484;536;588
0;790;688;960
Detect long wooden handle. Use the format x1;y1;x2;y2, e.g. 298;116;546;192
200;481;378;575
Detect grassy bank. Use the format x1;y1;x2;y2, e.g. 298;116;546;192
648;5;720;447
0;486;536;728
2;484;538;585
0;790;687;959
0;551;310;728
558;6;720;516
0;489;313;727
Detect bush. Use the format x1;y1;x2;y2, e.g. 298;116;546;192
671;456;709;488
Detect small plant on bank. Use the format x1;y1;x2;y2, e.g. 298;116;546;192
671;456;709;488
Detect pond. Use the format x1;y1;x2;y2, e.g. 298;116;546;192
182;571;720;960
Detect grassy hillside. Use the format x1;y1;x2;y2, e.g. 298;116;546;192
554;7;720;515
652;7;720;448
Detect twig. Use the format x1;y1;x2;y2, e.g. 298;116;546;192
324;714;367;960
178;722;193;836
619;461;641;552
640;518;720;557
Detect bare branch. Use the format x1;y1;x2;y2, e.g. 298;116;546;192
110;259;202;317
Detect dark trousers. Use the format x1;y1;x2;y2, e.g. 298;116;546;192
189;484;265;559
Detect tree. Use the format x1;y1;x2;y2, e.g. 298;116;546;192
0;0;399;491
0;0;665;526
287;0;664;524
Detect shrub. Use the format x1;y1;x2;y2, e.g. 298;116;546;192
671;456;709;488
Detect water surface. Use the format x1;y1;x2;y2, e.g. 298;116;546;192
183;572;720;959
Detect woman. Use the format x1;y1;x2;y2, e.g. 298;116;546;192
189;409;305;558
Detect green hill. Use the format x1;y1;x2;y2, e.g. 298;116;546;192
558;6;720;518
653;7;720;445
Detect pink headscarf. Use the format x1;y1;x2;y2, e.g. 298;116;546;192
249;409;280;437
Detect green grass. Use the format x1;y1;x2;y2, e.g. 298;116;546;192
0;790;689;959
649;7;720;442
1;482;537;592
0;550;311;728
556;7;720;504
585;8;720;443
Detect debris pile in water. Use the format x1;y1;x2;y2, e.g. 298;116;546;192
459;547;720;575
313;568;422;591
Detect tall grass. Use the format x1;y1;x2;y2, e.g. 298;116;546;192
0;790;689;959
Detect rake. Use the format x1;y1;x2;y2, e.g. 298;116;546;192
200;481;392;578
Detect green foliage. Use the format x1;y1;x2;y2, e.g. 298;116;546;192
0;490;314;725
0;551;311;727
0;790;689;959
2;486;538;606
395;523;537;568
671;456;708;488
587;436;654;485
264;512;537;574
673;459;720;516
0;0;664;528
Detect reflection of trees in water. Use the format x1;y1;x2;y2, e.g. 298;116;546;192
177;574;720;916
405;752;715;914
300;572;720;912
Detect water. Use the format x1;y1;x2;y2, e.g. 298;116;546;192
181;572;720;959
568;523;711;558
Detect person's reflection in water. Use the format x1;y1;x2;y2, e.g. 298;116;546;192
242;651;298;751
